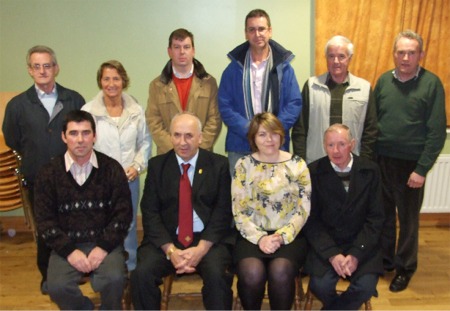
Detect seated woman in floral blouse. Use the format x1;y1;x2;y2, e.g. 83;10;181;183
232;112;311;310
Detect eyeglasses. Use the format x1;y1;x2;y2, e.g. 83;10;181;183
30;63;55;71
246;27;268;34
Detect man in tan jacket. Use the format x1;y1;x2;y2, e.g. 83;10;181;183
146;28;222;155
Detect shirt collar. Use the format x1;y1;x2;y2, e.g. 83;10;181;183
250;46;272;65
64;151;99;172
172;64;194;79
330;153;353;173
35;84;57;97
392;66;421;82
175;150;199;170
326;73;350;86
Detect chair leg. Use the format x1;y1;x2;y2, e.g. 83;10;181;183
21;186;37;242
294;275;304;310
365;298;372;310
233;295;242;310
161;274;174;310
303;286;314;311
122;277;132;310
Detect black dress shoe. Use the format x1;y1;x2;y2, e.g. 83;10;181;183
389;274;411;292
40;279;48;295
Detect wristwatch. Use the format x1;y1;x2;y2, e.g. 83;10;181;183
166;247;175;260
133;164;142;174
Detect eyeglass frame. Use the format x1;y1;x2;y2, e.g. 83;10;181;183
246;26;270;34
29;63;56;71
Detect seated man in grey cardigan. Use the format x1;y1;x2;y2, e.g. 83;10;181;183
303;124;384;310
34;110;132;310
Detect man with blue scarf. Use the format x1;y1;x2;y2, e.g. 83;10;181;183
218;8;302;175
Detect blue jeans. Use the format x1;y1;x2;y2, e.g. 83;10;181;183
124;178;139;271
309;269;378;310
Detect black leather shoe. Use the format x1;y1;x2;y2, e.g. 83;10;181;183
40;279;48;295
389;274;411;292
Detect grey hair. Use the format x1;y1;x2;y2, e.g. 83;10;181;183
393;30;423;52
323;123;353;143
325;35;354;57
26;45;58;66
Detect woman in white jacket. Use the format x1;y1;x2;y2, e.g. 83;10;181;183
82;60;151;271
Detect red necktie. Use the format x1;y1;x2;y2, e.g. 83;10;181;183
178;163;193;247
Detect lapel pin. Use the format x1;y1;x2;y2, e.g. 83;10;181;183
199;169;203;174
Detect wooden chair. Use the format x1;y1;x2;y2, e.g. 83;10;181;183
0;148;36;240
160;273;203;310
303;280;372;310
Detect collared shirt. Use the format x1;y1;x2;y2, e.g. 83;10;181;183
250;47;272;114
326;73;350;85
35;84;57;117
330;153;353;173
331;153;353;192
392;66;421;82
64;151;98;186
175;151;204;232
172;64;194;79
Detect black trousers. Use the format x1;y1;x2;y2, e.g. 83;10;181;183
28;186;52;283
378;155;424;277
131;239;234;310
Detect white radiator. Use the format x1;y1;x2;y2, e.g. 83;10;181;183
422;155;450;213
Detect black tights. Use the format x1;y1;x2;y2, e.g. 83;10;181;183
237;257;297;310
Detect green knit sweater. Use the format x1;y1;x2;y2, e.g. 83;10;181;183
374;68;446;176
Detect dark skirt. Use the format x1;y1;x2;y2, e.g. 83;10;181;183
233;231;308;270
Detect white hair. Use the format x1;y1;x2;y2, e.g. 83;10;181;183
325;35;354;57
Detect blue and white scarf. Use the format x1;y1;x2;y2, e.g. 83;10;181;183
242;49;274;119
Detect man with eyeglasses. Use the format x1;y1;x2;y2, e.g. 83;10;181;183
218;8;302;175
375;30;446;293
2;45;85;294
292;35;377;164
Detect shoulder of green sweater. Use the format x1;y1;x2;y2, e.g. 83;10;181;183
419;67;443;83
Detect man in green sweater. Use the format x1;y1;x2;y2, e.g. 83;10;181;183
375;30;446;292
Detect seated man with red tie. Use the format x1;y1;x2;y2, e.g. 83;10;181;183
131;112;234;310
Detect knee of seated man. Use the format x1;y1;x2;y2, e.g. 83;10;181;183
46;277;72;297
309;275;336;298
92;270;125;292
202;265;234;287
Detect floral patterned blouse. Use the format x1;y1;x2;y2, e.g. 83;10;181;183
232;154;311;245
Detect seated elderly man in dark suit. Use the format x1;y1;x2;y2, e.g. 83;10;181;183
303;124;384;310
131;112;234;310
